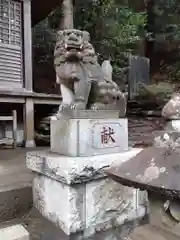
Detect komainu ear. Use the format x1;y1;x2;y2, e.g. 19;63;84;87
56;30;64;41
56;73;60;84
82;31;90;42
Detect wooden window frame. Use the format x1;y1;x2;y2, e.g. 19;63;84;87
0;0;22;46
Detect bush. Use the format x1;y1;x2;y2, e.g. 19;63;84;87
136;82;175;102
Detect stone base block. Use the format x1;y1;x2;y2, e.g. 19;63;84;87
27;148;148;236
0;224;29;240
33;174;147;236
50;118;128;157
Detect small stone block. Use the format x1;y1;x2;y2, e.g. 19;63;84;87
0;224;29;240
51;118;128;157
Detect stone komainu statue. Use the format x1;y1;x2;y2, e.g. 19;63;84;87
54;29;126;115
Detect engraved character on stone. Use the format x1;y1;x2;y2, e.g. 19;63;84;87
101;126;115;144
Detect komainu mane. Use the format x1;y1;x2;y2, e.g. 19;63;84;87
54;29;126;117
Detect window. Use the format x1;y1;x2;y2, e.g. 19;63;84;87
0;0;21;45
0;0;22;88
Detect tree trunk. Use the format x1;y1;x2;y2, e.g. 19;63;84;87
60;0;74;29
145;0;155;60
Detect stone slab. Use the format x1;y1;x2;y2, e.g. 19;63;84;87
55;109;120;119
0;224;29;240
50;118;128;157
33;173;147;236
26;148;142;185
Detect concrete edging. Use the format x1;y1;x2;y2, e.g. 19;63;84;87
0;224;29;240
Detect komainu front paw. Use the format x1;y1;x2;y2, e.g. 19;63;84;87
70;101;86;110
90;102;106;110
56;103;72;119
58;103;71;112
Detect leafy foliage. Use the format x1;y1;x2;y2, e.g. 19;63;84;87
32;19;56;64
149;0;180;82
137;82;175;101
33;0;147;75
74;0;146;73
153;0;180;42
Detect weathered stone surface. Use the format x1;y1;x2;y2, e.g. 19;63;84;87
32;174;147;236
154;130;180;147
106;146;180;200
50;118;128;157
0;224;29;240
101;60;113;81
27;148;147;235
164;120;180;132
26;148;142;185
128;55;150;100
162;93;180;120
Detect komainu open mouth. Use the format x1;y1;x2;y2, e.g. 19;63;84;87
65;43;83;51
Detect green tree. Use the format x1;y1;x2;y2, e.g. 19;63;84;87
32;19;56;64
147;0;180;81
154;0;180;42
74;0;147;74
33;0;147;74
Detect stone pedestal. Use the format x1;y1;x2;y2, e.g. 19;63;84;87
51;118;128;157
27;114;149;239
27;148;148;239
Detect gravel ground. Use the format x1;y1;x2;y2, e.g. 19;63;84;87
21;208;47;240
20;208;145;240
21;207;69;240
20;208;180;240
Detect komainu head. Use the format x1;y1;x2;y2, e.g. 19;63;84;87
57;29;90;49
54;29;94;63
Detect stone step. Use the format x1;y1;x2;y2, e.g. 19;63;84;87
0;222;29;240
0;149;34;223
